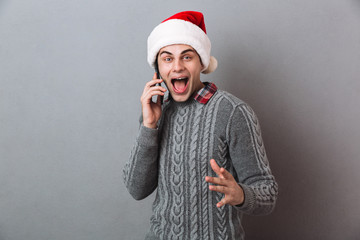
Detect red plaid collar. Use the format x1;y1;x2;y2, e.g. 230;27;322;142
193;82;218;104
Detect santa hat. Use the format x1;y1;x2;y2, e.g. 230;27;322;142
147;11;217;74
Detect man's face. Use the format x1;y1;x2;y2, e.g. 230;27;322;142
157;44;204;102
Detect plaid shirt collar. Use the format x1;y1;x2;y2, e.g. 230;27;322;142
165;82;217;104
193;82;218;104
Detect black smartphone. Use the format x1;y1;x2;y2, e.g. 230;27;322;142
154;60;164;104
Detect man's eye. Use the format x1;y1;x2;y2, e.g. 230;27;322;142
164;57;172;62
184;56;191;60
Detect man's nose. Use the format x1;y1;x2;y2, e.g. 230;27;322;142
173;59;185;72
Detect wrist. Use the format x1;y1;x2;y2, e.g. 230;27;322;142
236;184;245;206
143;122;157;129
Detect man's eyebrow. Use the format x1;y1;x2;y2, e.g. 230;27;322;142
159;48;196;56
181;49;196;55
159;51;173;56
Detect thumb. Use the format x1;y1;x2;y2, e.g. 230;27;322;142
153;72;157;80
217;198;227;208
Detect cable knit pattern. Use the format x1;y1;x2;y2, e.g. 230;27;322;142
215;137;228;240
188;104;202;240
169;106;187;239
240;104;269;173
200;95;219;240
150;104;172;238
123;89;278;240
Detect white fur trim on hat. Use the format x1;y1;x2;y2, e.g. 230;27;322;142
202;56;218;74
147;19;217;74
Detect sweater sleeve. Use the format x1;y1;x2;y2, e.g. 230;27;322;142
123;124;159;200
227;103;278;215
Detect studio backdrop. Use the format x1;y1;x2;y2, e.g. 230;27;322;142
0;0;359;239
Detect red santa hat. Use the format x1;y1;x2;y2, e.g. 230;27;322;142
147;11;217;74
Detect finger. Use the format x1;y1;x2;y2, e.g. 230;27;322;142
142;85;166;99
209;184;228;194
145;79;163;89
219;167;234;181
141;90;165;104
205;176;225;186
144;90;165;101
217;198;227;208
152;72;157;80
146;85;167;93
209;159;224;178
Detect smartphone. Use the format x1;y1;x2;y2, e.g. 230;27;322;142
154;61;164;104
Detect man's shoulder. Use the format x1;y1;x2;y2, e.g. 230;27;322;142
213;89;259;126
213;89;247;108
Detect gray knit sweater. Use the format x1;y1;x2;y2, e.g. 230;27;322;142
123;89;278;240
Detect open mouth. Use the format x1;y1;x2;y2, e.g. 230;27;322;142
171;77;189;94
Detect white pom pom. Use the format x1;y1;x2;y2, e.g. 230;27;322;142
202;56;217;74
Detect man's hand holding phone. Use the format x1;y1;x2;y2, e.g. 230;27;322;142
140;73;167;129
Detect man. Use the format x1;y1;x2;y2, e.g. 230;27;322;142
123;11;278;240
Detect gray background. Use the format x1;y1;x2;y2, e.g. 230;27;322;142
0;0;359;239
